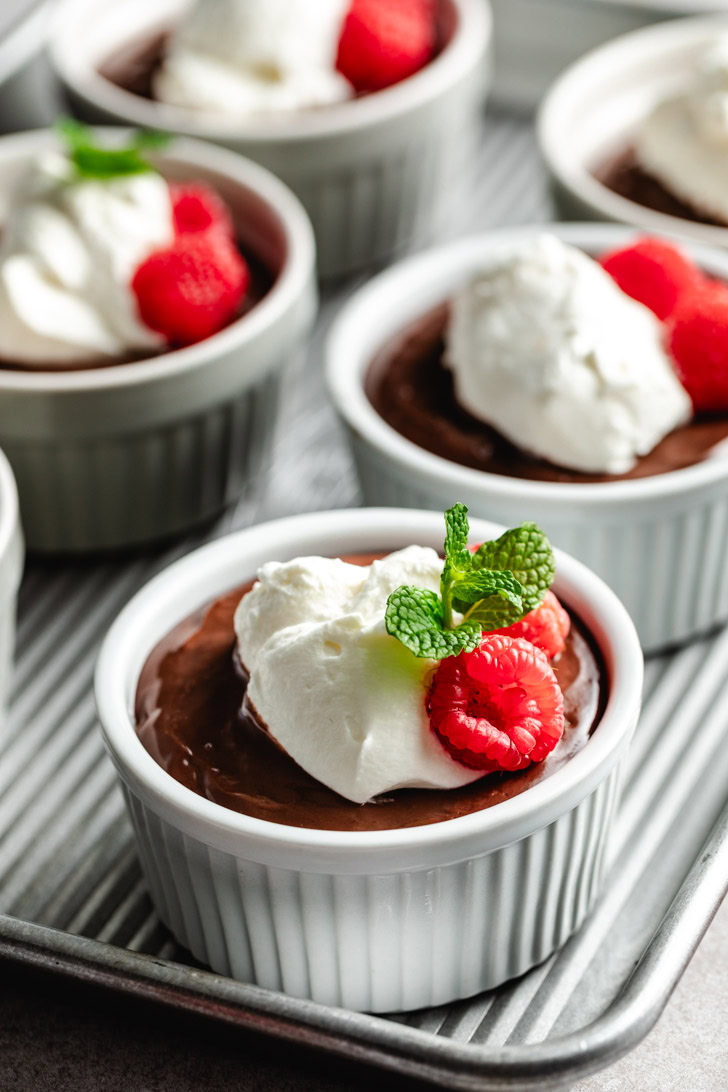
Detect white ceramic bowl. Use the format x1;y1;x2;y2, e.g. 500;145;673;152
0;129;316;554
538;14;728;247
49;0;491;278
327;222;728;653
0;446;23;720
95;507;642;1012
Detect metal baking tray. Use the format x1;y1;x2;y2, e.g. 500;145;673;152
1;113;727;1092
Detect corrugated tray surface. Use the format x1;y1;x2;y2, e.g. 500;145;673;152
2;113;728;1091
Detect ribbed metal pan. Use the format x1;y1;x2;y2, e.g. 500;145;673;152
1;114;727;1091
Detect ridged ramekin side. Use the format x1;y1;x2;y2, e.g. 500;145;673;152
121;760;623;1013
3;373;280;553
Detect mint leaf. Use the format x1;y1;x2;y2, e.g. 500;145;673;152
471;522;554;614
451;569;523;610
385;586;481;659
55;117;164;181
443;503;471;571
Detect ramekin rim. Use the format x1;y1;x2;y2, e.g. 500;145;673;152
326;221;728;505
0;127;316;394
537;13;728;248
49;0;491;144
94;507;642;864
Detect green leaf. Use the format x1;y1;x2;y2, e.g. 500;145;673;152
132;129;172;150
385;586;481;660
443;503;471;572
451;568;523;609
54;117;164;181
470;522;554;614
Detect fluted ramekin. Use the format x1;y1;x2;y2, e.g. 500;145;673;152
96;507;642;1013
538;15;728;247
0;129;316;554
327;223;728;653
0;446;23;720
49;0;491;278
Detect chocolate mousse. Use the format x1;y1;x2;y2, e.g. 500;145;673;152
366;304;728;484
596;148;725;229
135;553;606;832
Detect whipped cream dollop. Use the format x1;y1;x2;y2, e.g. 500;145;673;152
155;0;352;116
444;234;692;474
234;548;483;804
635;40;728;224
0;151;174;367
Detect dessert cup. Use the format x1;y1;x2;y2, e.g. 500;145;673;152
49;0;491;278
0;128;316;554
327;222;728;652
0;446;22;720
95;507;642;1013
538;15;728;248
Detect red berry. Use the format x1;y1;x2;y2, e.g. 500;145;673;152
169;182;234;240
336;0;436;93
667;280;728;413
132;235;249;346
492;591;571;659
428;635;564;773
600;237;702;321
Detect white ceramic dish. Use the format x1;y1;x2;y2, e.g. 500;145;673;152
0;129;316;554
95;507;642;1013
49;0;491;278
326;222;728;653
0;446;23;720
538;14;728;246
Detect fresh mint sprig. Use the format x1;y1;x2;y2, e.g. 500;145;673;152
55;118;171;181
384;504;555;660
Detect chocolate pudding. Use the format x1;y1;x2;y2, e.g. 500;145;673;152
97;4;452;108
135;553;607;832
596;147;727;229
366;304;728;484
0;247;273;374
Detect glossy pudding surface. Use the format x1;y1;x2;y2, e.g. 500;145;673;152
135;553;607;832
365;303;728;484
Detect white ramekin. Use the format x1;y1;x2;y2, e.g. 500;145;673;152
0;446;23;720
538;14;728;248
327;223;728;653
49;0;491;278
0;129;316;554
95;508;642;1013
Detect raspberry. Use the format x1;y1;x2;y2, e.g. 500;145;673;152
428;635;564;773
492;591;571;659
336;0;436;93
667;280;728;413
132;234;249;346
600;237;702;321
169;182;234;240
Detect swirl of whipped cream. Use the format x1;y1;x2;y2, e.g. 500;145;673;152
444;234;692;475
635;40;728;223
0;151;175;367
234;547;483;804
155;0;353;116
